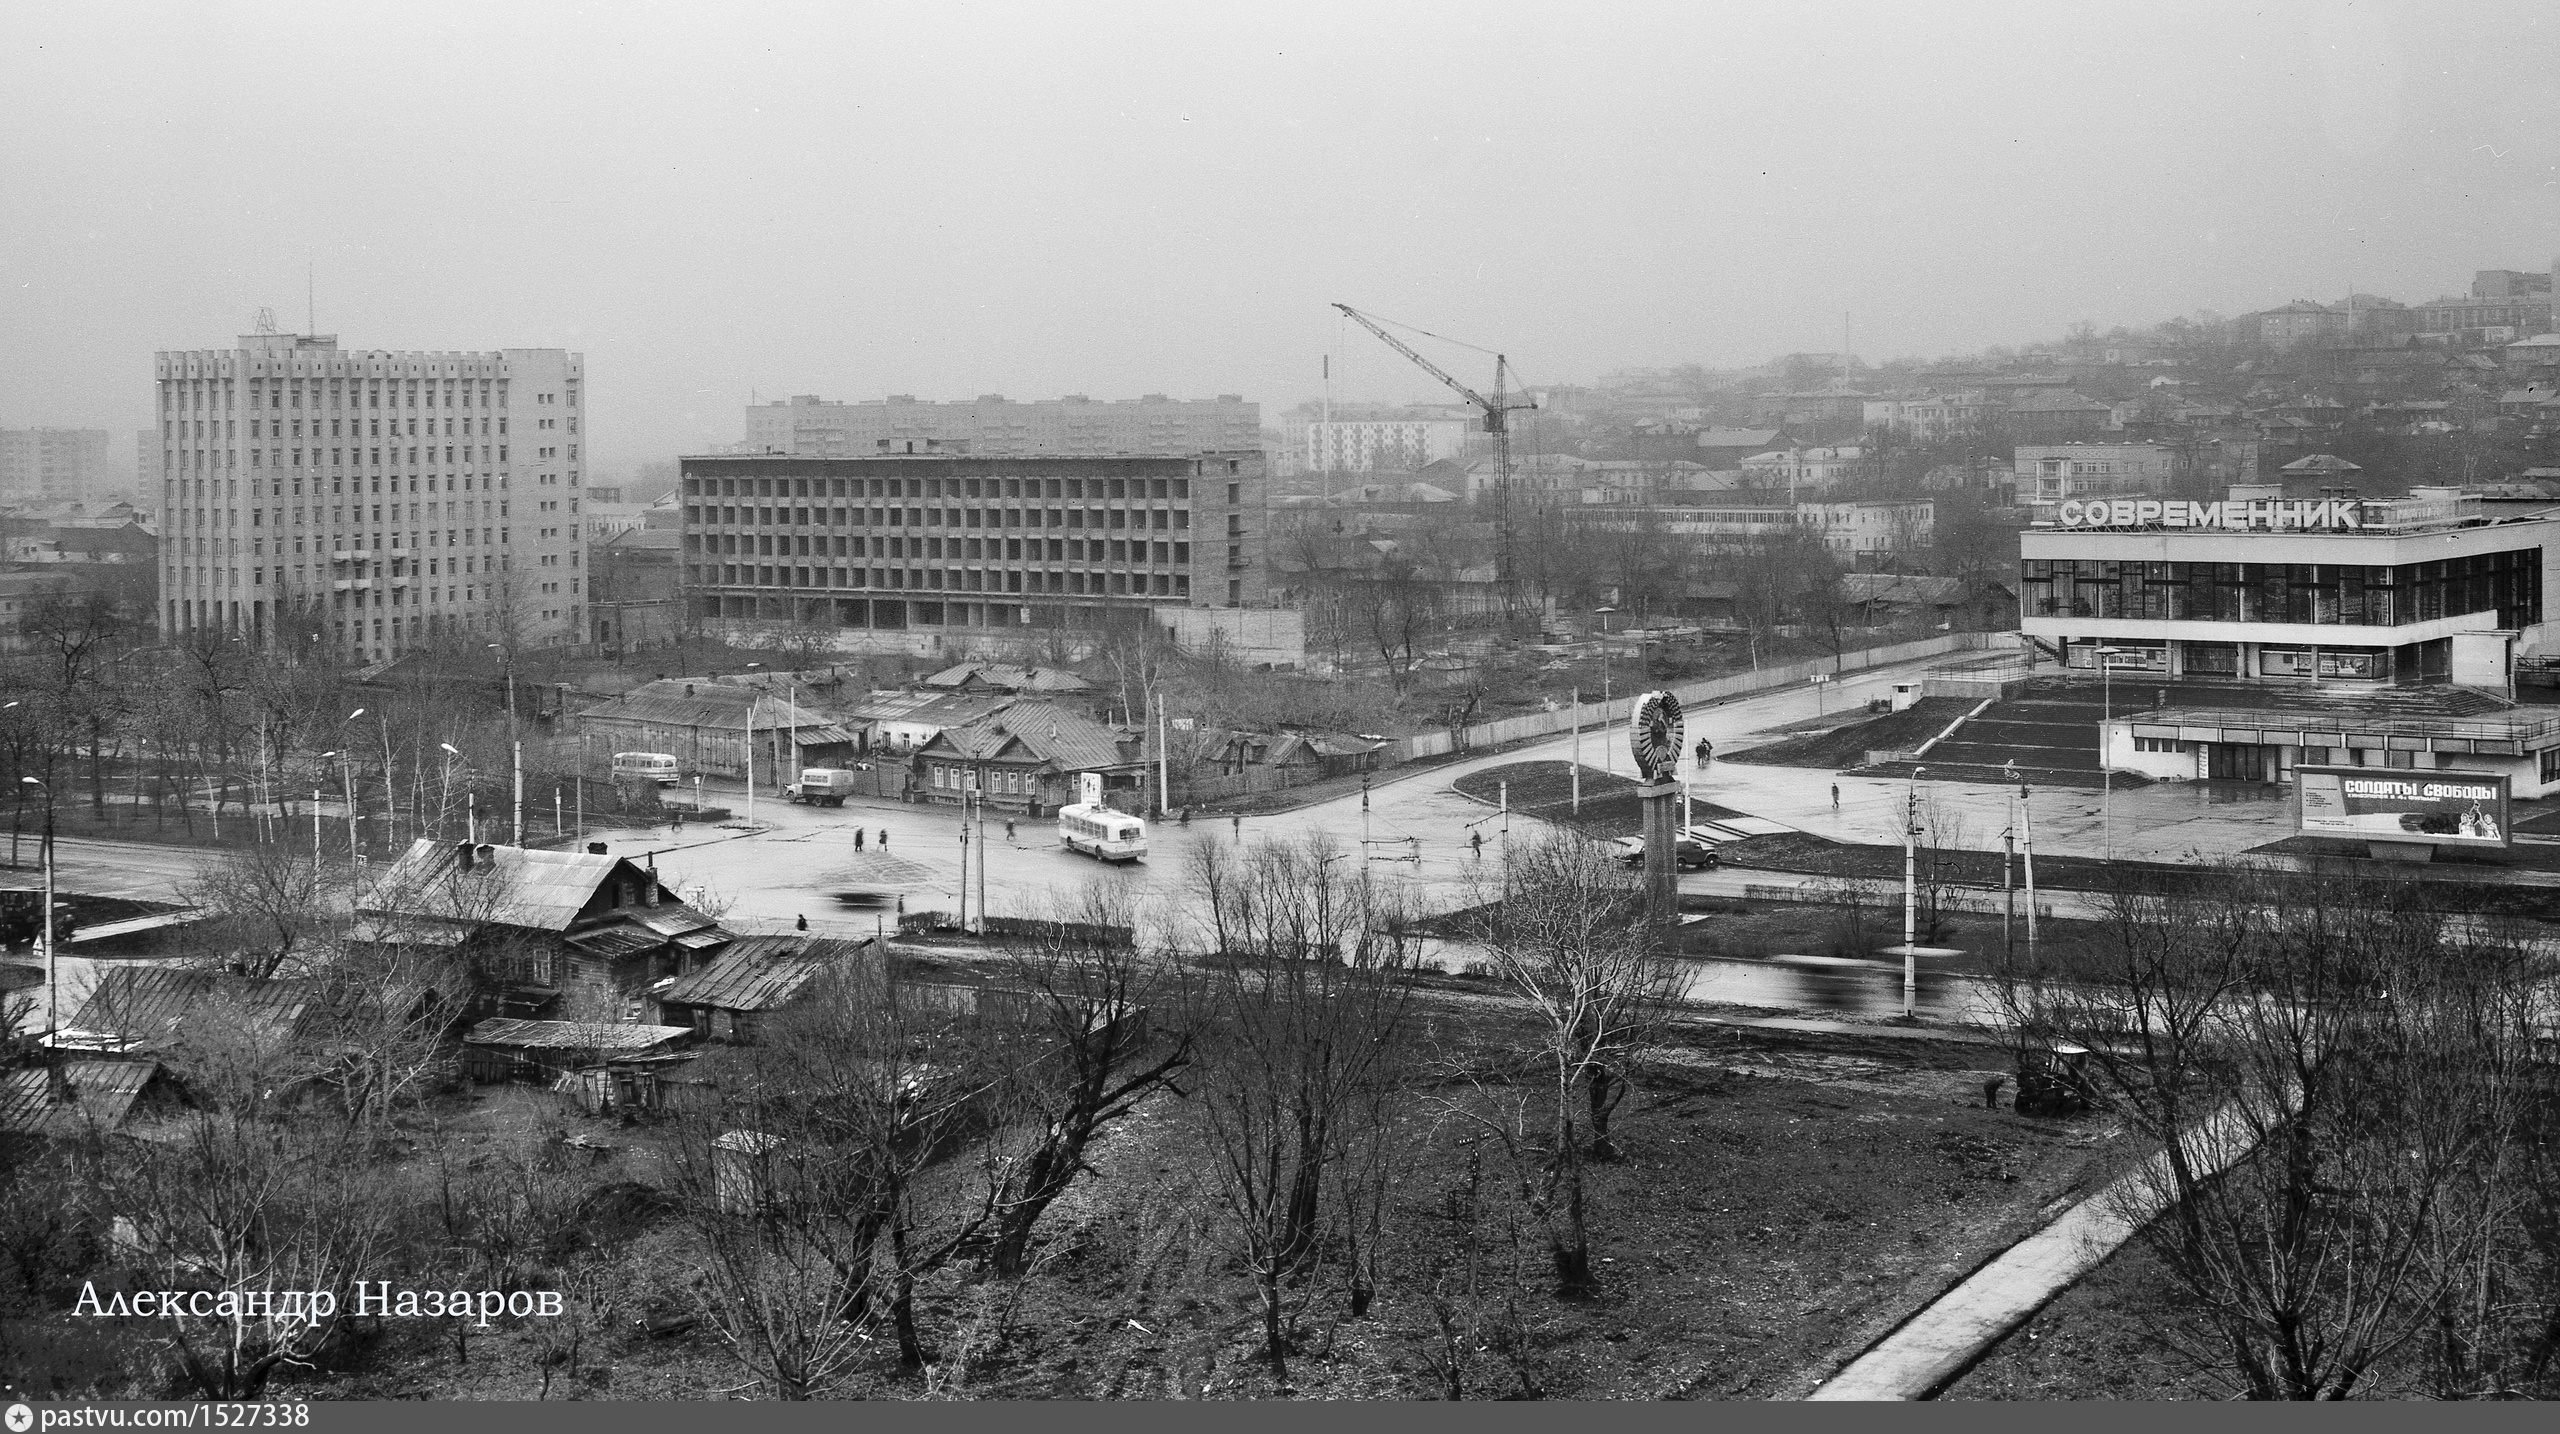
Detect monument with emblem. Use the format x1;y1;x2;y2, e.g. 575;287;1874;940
1628;690;1685;928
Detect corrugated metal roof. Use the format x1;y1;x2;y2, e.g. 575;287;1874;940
845;690;1020;727
573;679;837;733
369;839;685;933
918;664;1096;695
662;935;870;1012
463;1018;693;1053
922;701;1138;775
0;1060;157;1136
618;904;717;938
565;927;662;960
66;967;314;1053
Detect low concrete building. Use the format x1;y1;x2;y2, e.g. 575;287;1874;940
2022;482;2560;794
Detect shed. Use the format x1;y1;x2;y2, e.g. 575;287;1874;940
657;934;873;1042
0;1060;161;1137
460;1018;692;1083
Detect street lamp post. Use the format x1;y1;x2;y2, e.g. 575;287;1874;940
486;645;522;845
1901;766;1926;1019
3;700;20;868
438;743;461;841
20;777;55;1040
320;750;359;875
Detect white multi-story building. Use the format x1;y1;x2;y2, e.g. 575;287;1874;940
1302;417;1470;474
156;332;586;663
744;392;1261;459
2017;442;2188;505
1739;445;1865;496
0;428;114;506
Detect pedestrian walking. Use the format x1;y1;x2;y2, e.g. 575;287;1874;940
1470;830;1484;859
795;913;809;932
1831;783;1841;811
879;828;890;850
1004;817;1017;843
1232;813;1243;842
854;827;866;852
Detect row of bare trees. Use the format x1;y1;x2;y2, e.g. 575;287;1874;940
1997;864;2560;1399
660;829;1682;1398
7;825;1685;1400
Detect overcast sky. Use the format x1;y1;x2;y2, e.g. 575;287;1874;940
4;0;2557;478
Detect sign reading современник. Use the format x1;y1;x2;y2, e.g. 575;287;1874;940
2054;498;2365;530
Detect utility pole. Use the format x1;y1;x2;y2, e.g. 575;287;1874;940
21;778;55;1039
2019;782;2039;963
1901;767;1925;1019
1570;685;1582;814
958;790;971;935
975;783;987;931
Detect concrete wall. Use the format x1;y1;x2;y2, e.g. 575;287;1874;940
1157;607;1305;668
2105;728;2203;782
2452;630;2513;689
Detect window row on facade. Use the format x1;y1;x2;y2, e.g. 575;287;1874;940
161;379;554;411
694;595;1176;629
690;502;1195;533
686;474;1192;502
691;563;1191;598
690;533;1188;564
2022;552;2540;628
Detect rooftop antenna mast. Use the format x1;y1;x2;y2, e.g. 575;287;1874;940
1330;302;1537;618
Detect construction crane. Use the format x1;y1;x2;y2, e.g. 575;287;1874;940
1332;303;1537;618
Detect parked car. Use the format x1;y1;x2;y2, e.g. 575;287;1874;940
1614;833;1719;870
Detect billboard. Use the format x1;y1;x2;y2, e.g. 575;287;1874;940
2294;766;2510;849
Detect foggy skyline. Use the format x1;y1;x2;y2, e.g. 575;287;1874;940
4;0;2557;478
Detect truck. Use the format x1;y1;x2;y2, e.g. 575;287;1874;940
786;768;863;807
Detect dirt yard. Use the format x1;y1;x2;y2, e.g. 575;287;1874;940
226;1005;2125;1402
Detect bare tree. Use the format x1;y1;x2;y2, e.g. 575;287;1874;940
672;959;998;1387
1451;831;1679;1295
1997;866;2548;1398
1177;836;1420;1374
103;1016;390;1398
978;889;1193;1278
172;842;348;982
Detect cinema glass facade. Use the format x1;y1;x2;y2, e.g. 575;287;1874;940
2021;489;2560;794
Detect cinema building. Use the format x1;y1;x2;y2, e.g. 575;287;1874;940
2020;482;2560;794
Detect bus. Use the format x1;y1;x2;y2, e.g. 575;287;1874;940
1058;803;1147;863
612;752;682;786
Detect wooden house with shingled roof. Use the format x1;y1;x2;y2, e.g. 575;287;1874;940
364;838;736;1023
909;701;1151;815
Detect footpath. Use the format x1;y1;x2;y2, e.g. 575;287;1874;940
1806;1092;2270;1400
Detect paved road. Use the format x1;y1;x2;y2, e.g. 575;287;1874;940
0;646;2346;1035
601;655;1962;934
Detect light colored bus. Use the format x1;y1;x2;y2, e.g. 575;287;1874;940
612;752;682;786
1058;803;1147;863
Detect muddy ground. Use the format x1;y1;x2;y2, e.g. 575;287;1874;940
196;1005;2129;1402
